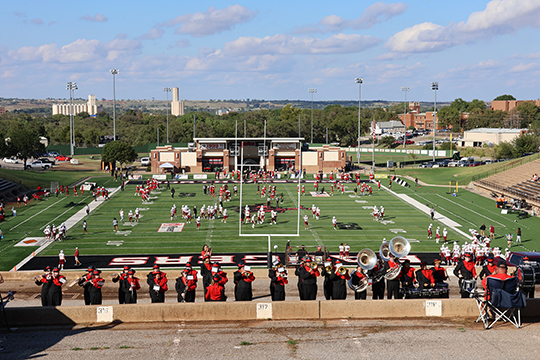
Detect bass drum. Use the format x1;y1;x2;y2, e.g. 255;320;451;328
516;265;535;288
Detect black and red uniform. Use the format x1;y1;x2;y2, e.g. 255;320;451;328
35;270;52;307
368;262;385;300
48;271;66;306
385;259;402;299
86;273;105;305
121;273;141;304
416;268;435;289
320;262;333;300
401;265;416;289
112;267;129;304
176;269;198;302
205;281;226;301
329;266;350;300
351;270;368;300
78;269;94;305
299;263;320;300
479;262;497;280
150;272;168;303
233;267;255;301
454;257;477;298
270;271;288;301
200;259;213;296
431;265;448;283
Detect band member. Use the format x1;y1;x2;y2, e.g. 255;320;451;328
48;268;66;306
205;274;226;301
299;257;319;300
320;258;334;300
415;262;435;290
86;269;105;305
295;260;304;300
200;255;213;296
175;263;198;302
329;260;350;300
150;269;168;303
214;263;228;288
121;269;140;304
270;264;288;301
234;262;256;301
431;259;448;284
386;256;402;299
479;257;497;280
268;260;279;300
34;266;52;307
112;266;130;304
454;252;477;298
351;265;368;300
78;266;95;305
368;256;386;300
400;260;416;290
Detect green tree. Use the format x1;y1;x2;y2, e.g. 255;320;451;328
494;142;516;159
516;102;540;128
493;94;516;101
380;136;397;148
450;98;468;112
513;133;539;156
468;99;486;111
7;122;46;168
437;106;461;129
101;141;138;172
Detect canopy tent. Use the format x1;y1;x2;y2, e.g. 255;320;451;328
159;162;175;168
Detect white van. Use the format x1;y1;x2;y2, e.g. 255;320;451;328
140;157;150;166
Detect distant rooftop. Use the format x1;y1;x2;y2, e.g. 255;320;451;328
465;128;526;134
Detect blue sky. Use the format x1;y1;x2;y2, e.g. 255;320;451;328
2;0;540;102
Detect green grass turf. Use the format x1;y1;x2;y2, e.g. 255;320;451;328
0;168;106;189
0;176;118;270
33;179;540;263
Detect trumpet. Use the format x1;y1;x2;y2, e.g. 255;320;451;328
309;262;318;270
337;266;347;276
325;265;333;272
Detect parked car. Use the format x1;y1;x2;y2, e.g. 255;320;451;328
55;155;71;161
38;158;55;165
140;157;151;166
26;160;53;170
3;157;19;164
47;151;60;157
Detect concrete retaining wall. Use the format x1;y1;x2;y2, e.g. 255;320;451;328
5;299;540;327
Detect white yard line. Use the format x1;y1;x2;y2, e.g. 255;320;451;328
40;196;91;230
284;184;324;247
435;193;506;228
9;197;68;231
382;185;471;241
11;185;125;272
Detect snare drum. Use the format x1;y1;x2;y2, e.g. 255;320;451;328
461;279;477;293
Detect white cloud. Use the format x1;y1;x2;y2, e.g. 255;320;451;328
435;60;501;79
385;0;540;54
511;52;540;59
31;18;43;25
7;36;141;64
81;13;108;22
294;2;408;34
510;63;540;72
223;34;381;56
139;28;165;40
165;5;256;37
175;39;190;48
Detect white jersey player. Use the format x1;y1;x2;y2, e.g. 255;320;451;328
332;216;337;230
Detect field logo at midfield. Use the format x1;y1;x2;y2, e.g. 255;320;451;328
336;222;363;230
158;223;185;233
310;191;329;197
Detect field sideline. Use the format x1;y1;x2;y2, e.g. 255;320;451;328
2;175;537;271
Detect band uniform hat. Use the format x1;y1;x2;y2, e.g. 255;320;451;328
487;258;494;263
304;256;312;262
420;261;427;265
237;261;245;267
523;256;530;261
185;262;192;267
153;269;161;274
53;268;59;272
127;270;134;275
335;260;342;264
464;252;472;257
123;266;130;270
153;265;160;269
434;259;441;264
93;270;101;275
45;266;51;271
497;261;508;268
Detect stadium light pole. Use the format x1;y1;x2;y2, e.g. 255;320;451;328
431;82;438;162
355;77;363;167
401;87;410;150
308;88;317;144
163;87;172;143
110;69;120;141
66;82;78;158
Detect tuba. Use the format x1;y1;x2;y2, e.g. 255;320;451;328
384;236;411;280
348;269;369;292
357;249;377;271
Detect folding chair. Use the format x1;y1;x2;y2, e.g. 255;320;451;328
475;277;526;329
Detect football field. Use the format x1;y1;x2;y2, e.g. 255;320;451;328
2;175;538;271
